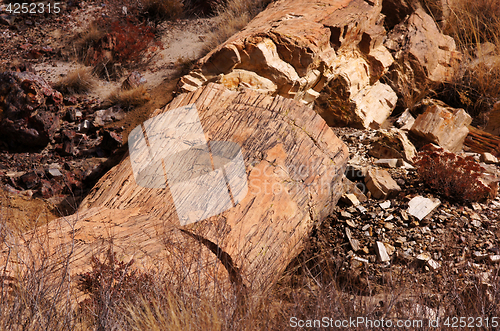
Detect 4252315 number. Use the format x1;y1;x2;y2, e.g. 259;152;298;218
5;2;61;14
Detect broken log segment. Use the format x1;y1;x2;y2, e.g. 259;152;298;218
2;83;349;303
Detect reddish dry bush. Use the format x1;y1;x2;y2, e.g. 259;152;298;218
415;144;494;202
81;17;162;79
77;248;156;330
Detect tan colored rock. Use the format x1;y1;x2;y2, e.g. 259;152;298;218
375;241;390;262
351;81;398;129
481;152;499;164
369;128;417;162
365;168;401;200
385;8;460;104
2;83;348;303
395;109;415;130
218;69;277;94
465;126;500;157
180;0;398;128
410;104;472;152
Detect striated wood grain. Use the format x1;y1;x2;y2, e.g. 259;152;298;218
3;83;348;302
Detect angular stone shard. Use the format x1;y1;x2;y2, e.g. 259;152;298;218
410;104;472;152
481;153;499;164
2;83;349;304
385;8;460;107
407;196;441;221
374;159;399;168
365;168;401;200
369;128;417;162
375;241;390;262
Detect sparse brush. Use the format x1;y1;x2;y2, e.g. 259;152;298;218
141;0;184;25
73;22;107;59
108;86;151;110
202;0;274;54
436;0;500;125
415;144;495;202
54;67;94;95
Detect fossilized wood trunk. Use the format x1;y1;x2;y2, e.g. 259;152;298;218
465;126;500;157
179;0;459;130
179;0;398;128
3;83;348;302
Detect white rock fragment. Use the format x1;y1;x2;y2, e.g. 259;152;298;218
374;159;399;168
427;259;441;270
480;152;498;164
488;255;500;264
407;196;441;221
375;241;391;262
47;168;63;178
379;200;391;209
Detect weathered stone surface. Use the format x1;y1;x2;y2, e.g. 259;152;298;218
374;158;399;168
375;241;390;262
395;109;415;130
481;153;499;164
93;106;126;127
341;193;360;206
179;0;399;129
2;83;348;301
410;104;472;152
350;81;398;129
407;196;441;221
465;126;500;157
346;227;360;252
365;168;401;200
0;71;62;149
121;71;146;90
384;8;460;108
369;128;417;162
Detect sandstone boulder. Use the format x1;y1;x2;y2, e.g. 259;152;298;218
384;7;460;108
179;0;398;129
369;128;417;162
410;103;472;152
3;83;348;303
365;168;401;200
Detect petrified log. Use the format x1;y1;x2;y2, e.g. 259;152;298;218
3;83;348;303
465;126;500;157
179;0;398;128
179;0;459;129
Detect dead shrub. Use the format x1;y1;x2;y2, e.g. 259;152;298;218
108;86;151;110
141;0;184;25
202;0;274;54
436;0;500;125
77;248;156;330
54;67;94;94
75;17;161;80
414;144;495;202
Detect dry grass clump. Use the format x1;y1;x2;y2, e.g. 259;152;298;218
202;0;275;54
108;86;151;110
436;0;500;124
141;0;184;25
72;22;107;60
54;67;95;95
